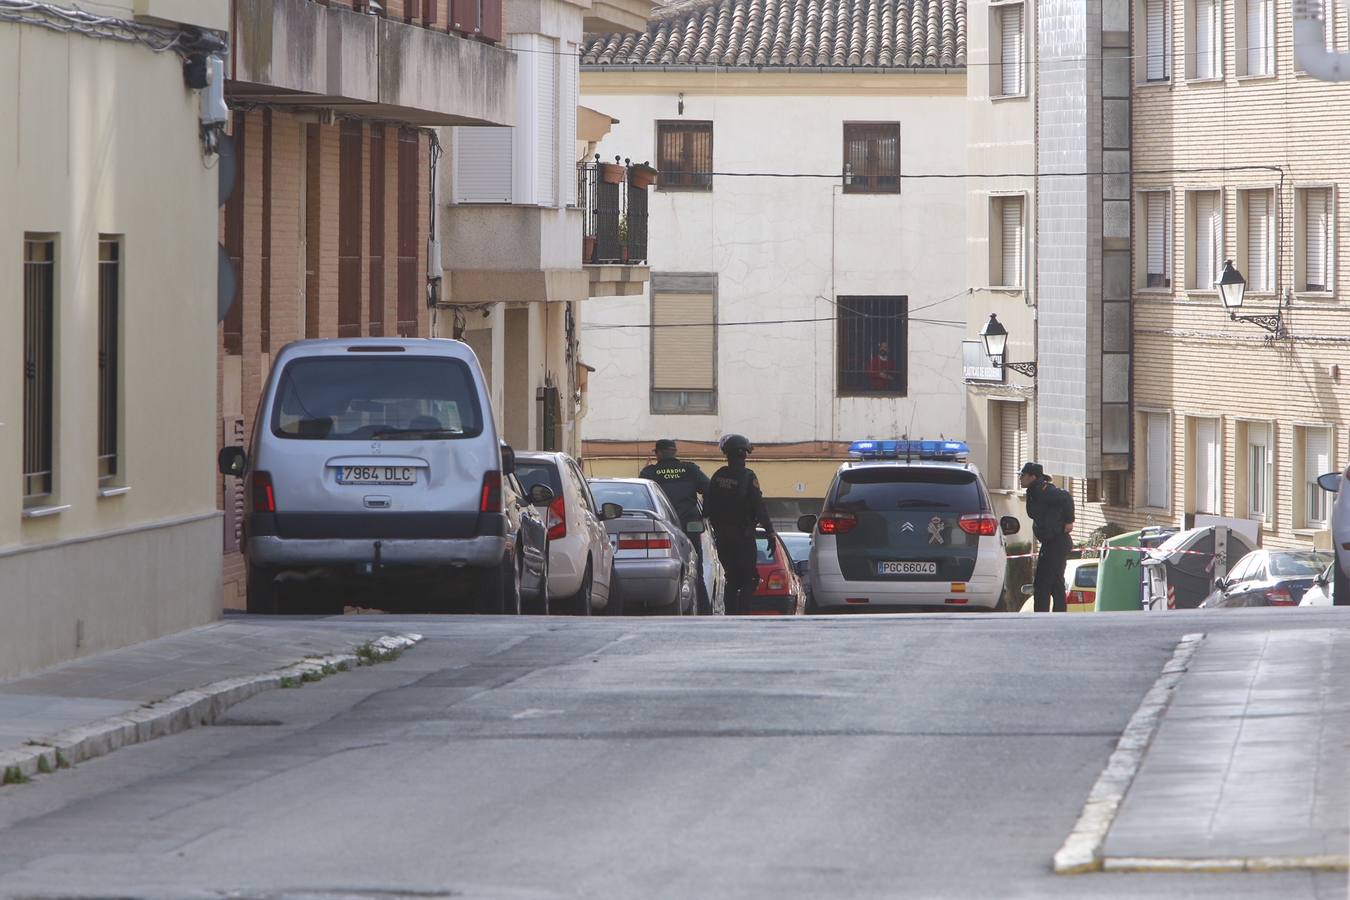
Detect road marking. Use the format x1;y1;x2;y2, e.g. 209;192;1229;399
510;708;565;720
1053;632;1205;875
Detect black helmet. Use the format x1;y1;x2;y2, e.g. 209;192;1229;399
720;433;753;456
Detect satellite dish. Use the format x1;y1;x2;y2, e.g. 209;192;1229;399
218;244;238;323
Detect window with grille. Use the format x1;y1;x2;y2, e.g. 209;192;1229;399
843;123;901;194
836;296;908;396
1238;0;1274;76
98;237;121;485
24;236;55;504
1189;0;1221;79
1191;417;1220;515
656;121;713;191
1144;0;1171;81
1144;192;1171;287
1188;190;1222;290
990;196;1025;288
995;3;1025;96
1300;426;1332;526
650;273;717;414
1242;190;1274;292
1144;412;1170;509
992;399;1028;490
1300;187;1332;292
1245;421;1274;521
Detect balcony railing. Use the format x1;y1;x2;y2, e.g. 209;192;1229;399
579;156;653;265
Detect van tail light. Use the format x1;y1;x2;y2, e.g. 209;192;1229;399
251;471;276;513
480;471;503;514
959;514;998;536
818;512;858;535
1267;586;1296;606
766;569;788;592
547;495;568;541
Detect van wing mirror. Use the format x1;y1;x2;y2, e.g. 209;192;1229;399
500;443;517;476
1317;472;1341;493
601;502;624;521
529;483;554;506
218;446;247;478
1000;516;1021;536
685;520;706;535
797;515;818;534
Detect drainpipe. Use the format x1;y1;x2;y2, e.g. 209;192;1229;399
1294;0;1350;81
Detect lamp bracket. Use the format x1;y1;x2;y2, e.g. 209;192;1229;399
1228;296;1289;339
997;359;1039;378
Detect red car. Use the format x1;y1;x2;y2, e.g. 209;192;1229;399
744;530;807;615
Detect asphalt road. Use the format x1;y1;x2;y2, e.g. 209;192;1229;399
1;609;1348;900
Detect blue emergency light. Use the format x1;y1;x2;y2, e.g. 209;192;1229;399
848;439;970;461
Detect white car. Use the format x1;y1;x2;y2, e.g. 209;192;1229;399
799;440;1020;612
1300;564;1335;606
1317;469;1350;604
515;452;621;616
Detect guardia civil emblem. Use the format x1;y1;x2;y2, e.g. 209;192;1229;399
927;517;946;545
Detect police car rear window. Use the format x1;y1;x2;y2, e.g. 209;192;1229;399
831;467;982;512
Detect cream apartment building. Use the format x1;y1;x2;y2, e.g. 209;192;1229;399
1;1;227;678
1071;0;1350;550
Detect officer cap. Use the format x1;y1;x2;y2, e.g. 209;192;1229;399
654;439;677;452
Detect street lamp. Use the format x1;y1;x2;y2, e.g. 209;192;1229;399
979;313;1037;378
1215;259;1287;337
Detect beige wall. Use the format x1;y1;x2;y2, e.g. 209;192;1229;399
0;10;224;677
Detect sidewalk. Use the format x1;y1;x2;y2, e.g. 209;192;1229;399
0;617;419;782
1100;627;1350;871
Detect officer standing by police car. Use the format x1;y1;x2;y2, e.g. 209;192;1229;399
1021;461;1075;613
703;434;776;616
640;439;713;612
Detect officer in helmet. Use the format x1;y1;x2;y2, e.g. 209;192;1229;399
703;434;776;615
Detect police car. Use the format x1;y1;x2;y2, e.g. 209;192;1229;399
797;440;1020;612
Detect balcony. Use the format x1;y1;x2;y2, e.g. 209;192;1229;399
579;157;653;298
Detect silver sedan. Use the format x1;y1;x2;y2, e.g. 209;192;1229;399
588;478;704;615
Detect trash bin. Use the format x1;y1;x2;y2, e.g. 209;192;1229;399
1095;527;1175;611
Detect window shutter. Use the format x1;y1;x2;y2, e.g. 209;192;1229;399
560;46;578;206
1147;413;1169;508
1305;189;1330;291
1000;5;1024;95
1000;197;1023;287
1146;0;1168;79
1248;0;1273;74
1147;193;1169;284
652;292;716;391
1305;427;1331;484
1196;418;1220;514
536;37;559;206
1247;191;1270;291
451;0;478;33
453;126;513;203
481;0;503;42
995;400;1026;490
1196;0;1217;77
1194;192;1220;290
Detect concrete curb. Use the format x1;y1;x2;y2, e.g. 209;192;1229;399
1053;631;1205;875
1102;855;1350;873
0;632;421;784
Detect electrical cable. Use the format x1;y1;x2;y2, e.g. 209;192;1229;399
0;0;226;55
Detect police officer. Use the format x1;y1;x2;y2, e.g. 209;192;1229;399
640;440;712;613
1021;462;1075;613
703;434;776;615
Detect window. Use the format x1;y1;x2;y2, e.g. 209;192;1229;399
1238;0;1274;76
656;121;713;191
842;123;902;194
1191;417;1221;515
1144;412;1170;509
1244;421;1274;521
453;127;513;203
650;273;717;414
23;236;55;504
1143;191;1171;287
1299;187;1333;292
990;195;1025;288
1240;190;1274;292
98;237;121;485
1189;0;1222;79
1144;0;1171;81
1300;426;1332;527
993;2;1025;96
837;296;908;396
992;399;1028;490
1187;190;1222;291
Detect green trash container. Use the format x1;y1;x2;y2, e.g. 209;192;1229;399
1094;527;1175;611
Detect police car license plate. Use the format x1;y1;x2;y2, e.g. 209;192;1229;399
877;561;937;576
337;466;415;486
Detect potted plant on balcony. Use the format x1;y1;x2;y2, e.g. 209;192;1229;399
618;215;630;262
599;159;626;185
582;233;596;264
629;161;658;189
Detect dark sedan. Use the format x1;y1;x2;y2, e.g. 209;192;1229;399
1202;550;1334;608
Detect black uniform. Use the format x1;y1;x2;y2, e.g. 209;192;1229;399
1026;476;1075;613
642;457;713;613
703;463;774;615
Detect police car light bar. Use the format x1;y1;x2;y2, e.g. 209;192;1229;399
848;440;970;461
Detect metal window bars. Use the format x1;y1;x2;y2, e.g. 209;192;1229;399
578;156;651;265
23;237;55;502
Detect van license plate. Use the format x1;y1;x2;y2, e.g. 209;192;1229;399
337;466;416;486
878;561;937;576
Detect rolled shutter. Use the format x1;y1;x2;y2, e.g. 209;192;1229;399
1305;427;1331;485
1000;5;1023;95
652;291;716;391
1196;418;1219;514
1248;0;1273;74
1305;189;1330;291
1194;192;1220;290
1147;413;1169;508
1147;193;1169;284
994;400;1027;490
453;127;513;203
1146;0;1169;79
1196;0;1217;77
1000;197;1024;287
537;37;558;206
1247;191;1270;291
560;46;578;206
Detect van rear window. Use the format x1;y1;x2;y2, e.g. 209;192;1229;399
271;357;482;440
831;467;982;512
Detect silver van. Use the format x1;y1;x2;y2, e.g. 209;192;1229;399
218;338;549;614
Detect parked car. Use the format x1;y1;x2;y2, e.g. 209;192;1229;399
747;530;807;615
515;452;621;616
589;478;704;615
1201;550;1334;608
503;471;553;615
1316;470;1350;603
1065;559;1098;612
217;338;548;616
778;531;814;609
1300;564;1335;607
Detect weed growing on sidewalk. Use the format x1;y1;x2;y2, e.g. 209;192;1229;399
301;670;322;683
356;642;403;665
280;676;301;689
36;755;51;775
2;766;30;786
55;751;70;770
336;661;350;672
